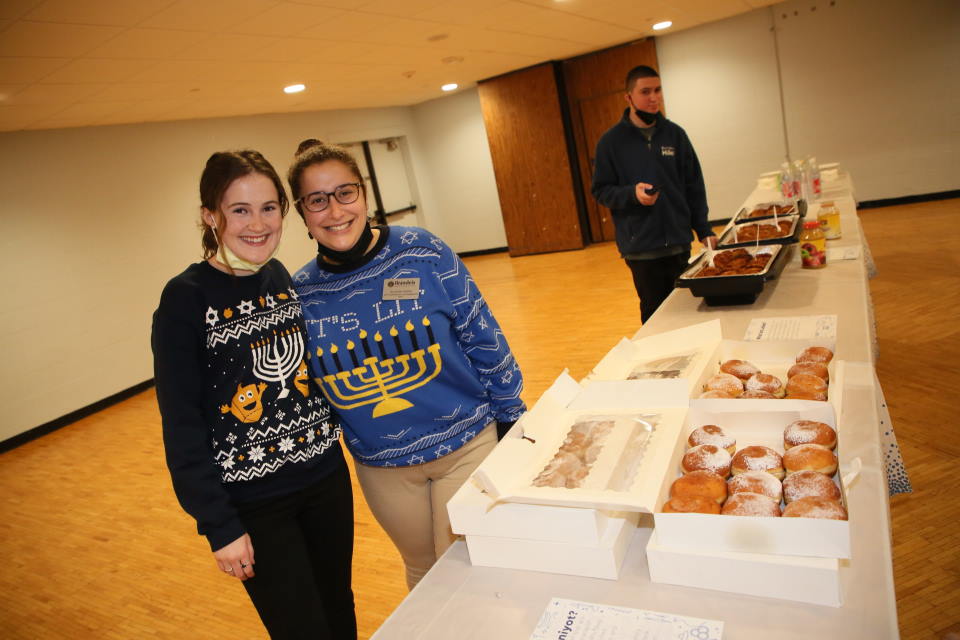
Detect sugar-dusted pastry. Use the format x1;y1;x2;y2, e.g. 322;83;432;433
687;425;736;454
782;496;847;520
731;445;784;479
784;420;837;450
787;361;829;382
719;359;760;381
783;443;838;476
662;495;721;514
682;444;732;477
785;373;828;399
741;389;776;399
699;390;735;399
796;346;834;364
721;492;781;517
703;372;744;397
727;470;783;503
745;372;785;398
783;470;841;503
670;470;728;504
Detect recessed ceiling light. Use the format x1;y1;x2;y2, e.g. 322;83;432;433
653;20;672;30
441;83;458;92
284;84;306;94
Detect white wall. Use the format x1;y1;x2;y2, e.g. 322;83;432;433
0;94;505;442
411;89;508;252
658;0;960;220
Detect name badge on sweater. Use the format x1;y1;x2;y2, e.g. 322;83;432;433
382;278;421;300
661;146;675;156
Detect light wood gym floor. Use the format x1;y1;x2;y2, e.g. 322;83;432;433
0;198;956;639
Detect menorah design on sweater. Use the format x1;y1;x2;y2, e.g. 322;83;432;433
251;326;305;399
312;317;442;418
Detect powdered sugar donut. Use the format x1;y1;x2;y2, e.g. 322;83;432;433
785;373;828;399
741;389;777;399
699;390;735;399
682;444;732;477
782;495;847;520
745;372;785;398
787;361;829;382
687;425;736;454
731;445;784;479
783;443;838;476
783;470;841;503
670;470;727;504
662;495;721;514
796;346;834;364
784;420;837;450
721;492;782;517
727;470;783;503
703;373;744;397
719;359;760;381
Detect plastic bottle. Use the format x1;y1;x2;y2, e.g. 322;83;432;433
781;161;795;198
817;201;842;240
800;220;827;268
807;157;822;197
793;159;806;201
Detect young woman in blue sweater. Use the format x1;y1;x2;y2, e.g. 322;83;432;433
287;139;526;589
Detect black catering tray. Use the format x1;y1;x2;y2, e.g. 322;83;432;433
676;244;790;306
717;214;802;249
733;199;807;224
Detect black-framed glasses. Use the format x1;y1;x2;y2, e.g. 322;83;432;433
298;182;362;213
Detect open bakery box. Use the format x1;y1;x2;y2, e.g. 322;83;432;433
448;320;861;606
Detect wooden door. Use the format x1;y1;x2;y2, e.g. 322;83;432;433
578;91;629;242
478;63;584;256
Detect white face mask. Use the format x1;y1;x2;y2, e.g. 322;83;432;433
210;225;280;274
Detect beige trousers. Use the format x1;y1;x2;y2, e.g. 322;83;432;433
354;423;496;590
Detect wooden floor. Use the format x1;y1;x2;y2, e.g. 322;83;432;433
1;198;957;639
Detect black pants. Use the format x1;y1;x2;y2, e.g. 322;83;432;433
236;464;356;640
625;250;691;324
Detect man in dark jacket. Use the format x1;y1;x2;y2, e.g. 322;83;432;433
591;65;716;323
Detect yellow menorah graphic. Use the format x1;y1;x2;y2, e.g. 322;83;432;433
311;317;442;418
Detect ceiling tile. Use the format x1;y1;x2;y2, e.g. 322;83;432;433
169;33;284;62
483;3;639;45
360;0;447;17
0;21;123;57
255;37;371;64
42;58;160;83
86;83;185;102
416;0;514;26
140;0;283;32
0;56;71;83
227;2;346;37
6;82;108;105
84;28;207;59
293;10;400;42
23;0;178;27
0;85;28;101
0;0;43;21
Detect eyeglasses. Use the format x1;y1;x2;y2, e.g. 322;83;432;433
298;183;363;213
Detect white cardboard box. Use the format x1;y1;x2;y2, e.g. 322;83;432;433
465;510;638;580
646;530;844;607
653;398;855;559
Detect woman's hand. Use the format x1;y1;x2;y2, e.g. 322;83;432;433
214;533;255;580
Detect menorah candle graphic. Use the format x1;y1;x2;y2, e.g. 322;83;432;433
251;325;305;399
312;317;442;418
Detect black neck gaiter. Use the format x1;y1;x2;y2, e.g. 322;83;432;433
317;221;374;267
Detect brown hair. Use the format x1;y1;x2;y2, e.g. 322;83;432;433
198;150;289;261
287;139;365;219
625;64;659;92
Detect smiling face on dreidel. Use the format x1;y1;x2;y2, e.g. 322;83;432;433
220;382;268;423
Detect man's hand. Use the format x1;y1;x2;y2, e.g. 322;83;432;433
635;182;660;206
214;533;255;581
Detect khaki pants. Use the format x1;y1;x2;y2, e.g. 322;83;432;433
354;423;496;590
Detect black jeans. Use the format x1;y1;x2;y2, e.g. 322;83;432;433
236;464;356;640
625;250;691;323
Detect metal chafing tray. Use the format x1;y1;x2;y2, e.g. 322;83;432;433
733;199;807;224
675;244;789;306
717;214;801;249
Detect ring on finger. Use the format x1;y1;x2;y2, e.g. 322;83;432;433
240;562;248;568
225;566;234;573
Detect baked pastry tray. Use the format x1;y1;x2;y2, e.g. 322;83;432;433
676;245;789;305
717;214;801;249
733;199;807;224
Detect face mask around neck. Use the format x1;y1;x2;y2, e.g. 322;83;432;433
209;225;279;274
634;108;659;125
317;220;374;265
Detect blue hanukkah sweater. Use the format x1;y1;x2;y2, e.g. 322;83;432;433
293;226;526;467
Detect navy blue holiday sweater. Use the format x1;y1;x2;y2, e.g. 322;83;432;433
293;226;526;467
591;108;712;256
152;260;345;550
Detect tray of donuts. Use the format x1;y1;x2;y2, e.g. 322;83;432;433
732;199;806;225
675;245;788;300
717;214;802;249
652;402;857;559
696;343;836;404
